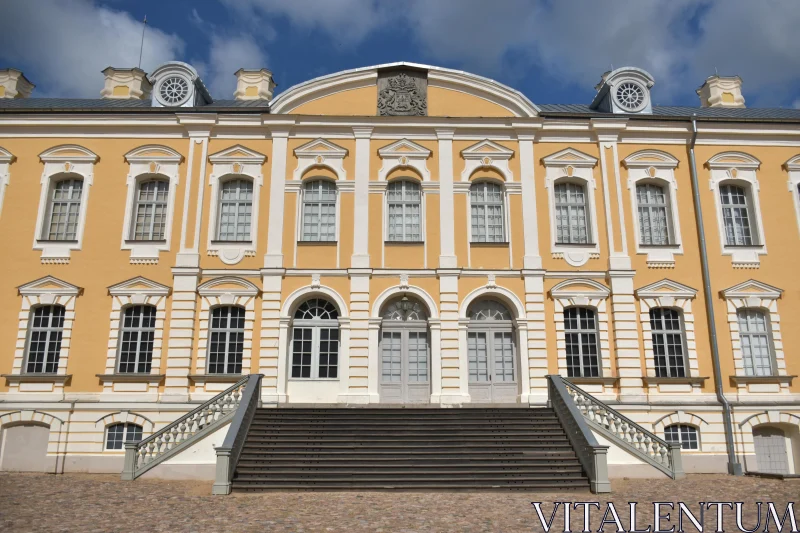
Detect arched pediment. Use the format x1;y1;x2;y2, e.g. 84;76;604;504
270;62;539;118
208;144;267;164
550;279;610;299
124;145;183;164
461;139;515;182
706;151;761;170
623;149;679;169
39;144;98;163
783;155;800;171
293;138;348;181
378;139;431;181
197;276;260;297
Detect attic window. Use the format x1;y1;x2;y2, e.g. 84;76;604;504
615;82;645;111
158;76;189;106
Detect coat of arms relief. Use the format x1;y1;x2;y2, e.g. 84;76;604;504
377;71;427;116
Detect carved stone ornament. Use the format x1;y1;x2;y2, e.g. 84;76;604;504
377;71;427;116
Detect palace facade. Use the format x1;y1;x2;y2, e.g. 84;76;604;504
0;61;798;478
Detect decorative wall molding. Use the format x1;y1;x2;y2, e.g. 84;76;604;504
293;138;348;181
33;145;99;263
784;155;800;238
377;138;431;181
120;145;183;264
460;139;515;182
542;148;600;267
206;144;266;265
0;146;14;219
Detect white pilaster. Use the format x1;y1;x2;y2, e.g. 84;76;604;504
162;269;200;401
523;271;548;404
608;271;645;400
438;270;467;404
517;132;542;270
351;127;373;268
259;272;284;403
342;271;374;403
436;129;457;268
264;128;290;268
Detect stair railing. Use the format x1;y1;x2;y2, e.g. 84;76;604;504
121;375;259;481
212;373;263;495
554;375;684;480
547;375;610;493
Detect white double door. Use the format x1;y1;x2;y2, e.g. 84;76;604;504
467;329;518;403
379;326;430;404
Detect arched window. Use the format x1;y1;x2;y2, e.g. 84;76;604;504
737;309;774;376
467;299;517;402
380;296;429;403
664;424;699;450
25;305;66;374
301;180;337;241
208;306;245;374
291;298;339;379
470;182;505;243
564;307;600;377
649;308;686;378
106;423;143;450
131;179;169;241
217;179;253;241
720;184;755;246
45;178;83;240
386;180;422;242
636;183;672;245
554;181;590;244
118;305;157;374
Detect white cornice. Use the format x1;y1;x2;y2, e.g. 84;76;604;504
18;276;82;296
720;279;782;300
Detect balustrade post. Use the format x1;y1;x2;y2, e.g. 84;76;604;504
589;446;611;493
669;444;685;480
121;442;137;480
212;447;233;495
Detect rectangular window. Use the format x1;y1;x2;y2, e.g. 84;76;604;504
302;180;337;241
664;424;699;450
636;183;671;245
554;182;590;244
46;179;83;240
207;306;245;374
132;180;169;240
738;309;773;376
468;331;489;382
118;305;156;374
217;179;253;241
291;326;339;379
470;182;505;243
25;305;65;374
720;184;755;246
564;307;599;377
650;308;686;378
387;181;422;242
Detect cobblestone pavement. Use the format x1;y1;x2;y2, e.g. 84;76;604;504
0;472;797;532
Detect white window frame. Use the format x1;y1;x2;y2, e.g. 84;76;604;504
623;150;683;268
100;277;170;395
289;298;341;381
299;178;339;242
550;279;611;394
206;145;266;265
553;181;592;245
105;422;143;450
385;179;424;243
664;423;700;450
635;279;702;393
543;148;600;267
0;146;14;219
9;276;81;397
706;152;766;268
121;145;182;264
33;145;98;264
195;276;258;396
95;412;152;452
720;280;789;395
784;155;800;238
562;306;602;378
207;305;247;375
736;308;776;377
468;180;507;243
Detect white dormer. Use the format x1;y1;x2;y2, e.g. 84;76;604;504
149;62;212;108
590;67;654;115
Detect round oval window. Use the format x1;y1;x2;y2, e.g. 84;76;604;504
158;76;190;106
615;82;645;111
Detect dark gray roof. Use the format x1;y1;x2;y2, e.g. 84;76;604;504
0;98;271;112
538;104;800;121
1;98;799;122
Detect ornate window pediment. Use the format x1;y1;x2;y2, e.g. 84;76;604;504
378;139;431;181
550;279;610;303
293;138;348;181
720;279;782;301
635;279;697;301
18;275;81;297
461;139;515;182
108;276;170;298
0;146;15;218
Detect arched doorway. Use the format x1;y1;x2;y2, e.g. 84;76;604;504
467;299;519;403
379;295;430;404
753;426;791;475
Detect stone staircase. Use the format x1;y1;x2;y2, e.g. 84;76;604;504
231;407;590;491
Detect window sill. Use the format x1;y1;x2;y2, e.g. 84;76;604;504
96;373;165;384
565;376;619;387
642;376;707;386
639;244;680;249
124;239;167;245
288;378;340;382
210;240;253;245
36;239;78;244
297;240;337;246
730;375;795;386
384;241;424;245
188;374;244;384
470;241;509;246
3;373;72;385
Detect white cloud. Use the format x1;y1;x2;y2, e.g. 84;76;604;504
199;34;269;99
221;0;800;106
0;0;185;97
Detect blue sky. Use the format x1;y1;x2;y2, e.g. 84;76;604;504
2;0;800;108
